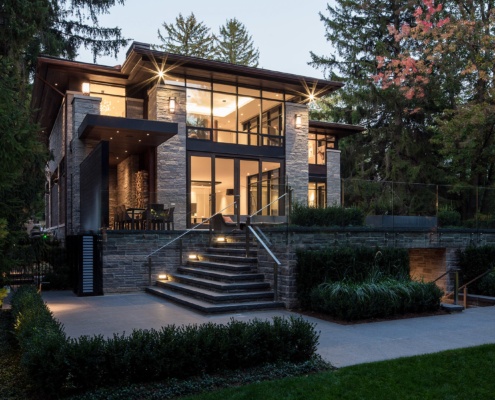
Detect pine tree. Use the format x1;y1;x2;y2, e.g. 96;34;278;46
214;18;259;67
157;13;214;58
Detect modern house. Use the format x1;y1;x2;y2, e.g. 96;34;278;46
32;41;364;239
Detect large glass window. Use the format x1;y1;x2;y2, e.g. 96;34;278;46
90;83;125;117
186;79;285;147
308;182;326;208
308;134;336;165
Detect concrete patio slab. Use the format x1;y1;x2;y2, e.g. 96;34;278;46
43;290;495;368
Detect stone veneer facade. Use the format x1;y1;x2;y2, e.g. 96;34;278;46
285;103;309;204
68;95;101;235
326;149;341;206
149;84;188;229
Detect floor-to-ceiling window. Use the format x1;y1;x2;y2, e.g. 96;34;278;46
189;155;283;225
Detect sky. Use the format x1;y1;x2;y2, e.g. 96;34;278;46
76;0;336;79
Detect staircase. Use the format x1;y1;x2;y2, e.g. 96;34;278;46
145;234;284;313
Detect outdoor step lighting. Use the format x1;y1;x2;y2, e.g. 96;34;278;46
158;274;168;280
188;254;198;260
216;237;226;242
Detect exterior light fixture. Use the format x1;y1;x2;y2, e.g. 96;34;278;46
217;237;226;242
295;114;302;129
188;254;198;260
169;97;176;114
158;274;168;280
82;82;90;95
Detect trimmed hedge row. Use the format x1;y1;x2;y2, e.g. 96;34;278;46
11;287;319;397
291;204;364;227
310;279;443;321
296;246;410;309
458;246;495;294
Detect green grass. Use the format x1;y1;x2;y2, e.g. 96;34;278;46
182;344;495;400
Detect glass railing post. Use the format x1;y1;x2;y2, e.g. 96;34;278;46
245;216;251;258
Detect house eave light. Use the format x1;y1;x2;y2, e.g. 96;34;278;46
169;97;176;113
295;114;302;129
82;82;90;95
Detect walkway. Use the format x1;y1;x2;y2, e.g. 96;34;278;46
43;291;495;368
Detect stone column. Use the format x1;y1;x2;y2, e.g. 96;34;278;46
326;149;342;206
152;84;187;229
285;103;309;205
69;95;101;234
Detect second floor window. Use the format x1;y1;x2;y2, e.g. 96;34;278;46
186;80;285;147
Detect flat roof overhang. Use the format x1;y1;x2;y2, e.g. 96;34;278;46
78;115;177;165
309;120;366;140
33;42;345;140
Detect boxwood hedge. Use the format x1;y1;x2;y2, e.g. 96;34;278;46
10;287;319;397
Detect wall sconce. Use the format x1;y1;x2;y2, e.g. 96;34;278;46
82;82;90;95
295;114;302;129
169;97;176;114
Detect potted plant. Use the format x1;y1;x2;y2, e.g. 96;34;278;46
0;287;9;308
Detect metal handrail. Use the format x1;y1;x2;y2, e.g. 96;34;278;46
247;225;281;267
146;200;237;259
249;192;288;218
444;268;494;308
247;223;281;301
433;268;456;283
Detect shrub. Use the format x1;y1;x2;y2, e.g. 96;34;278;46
458;246;495;293
10;286;67;396
296;246;409;309
478;271;495;297
291;203;364;227
10;288;320;396
438;209;462;227
310;279;443;321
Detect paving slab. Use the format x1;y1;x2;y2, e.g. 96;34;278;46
42;291;495;368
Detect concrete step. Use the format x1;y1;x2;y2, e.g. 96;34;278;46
186;260;255;273
166;273;270;292
197;254;258;264
145;286;284;314
205;247;257;256
154;280;275;303
178;266;265;282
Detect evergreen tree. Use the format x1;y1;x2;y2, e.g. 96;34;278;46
1;0;129;78
310;0;445;215
157;13;214;58
214;18;259;66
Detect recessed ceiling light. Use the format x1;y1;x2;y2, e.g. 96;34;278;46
116;130;119;133
110;137;113;140
138;139;142;142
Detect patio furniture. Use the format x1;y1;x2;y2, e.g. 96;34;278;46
211;213;237;233
163;207;175;230
126;207;145;230
141;204;165;230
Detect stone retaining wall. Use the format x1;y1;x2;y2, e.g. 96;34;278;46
102;229;495;308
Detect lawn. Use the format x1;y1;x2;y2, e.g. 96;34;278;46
181;344;495;400
2;308;494;400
